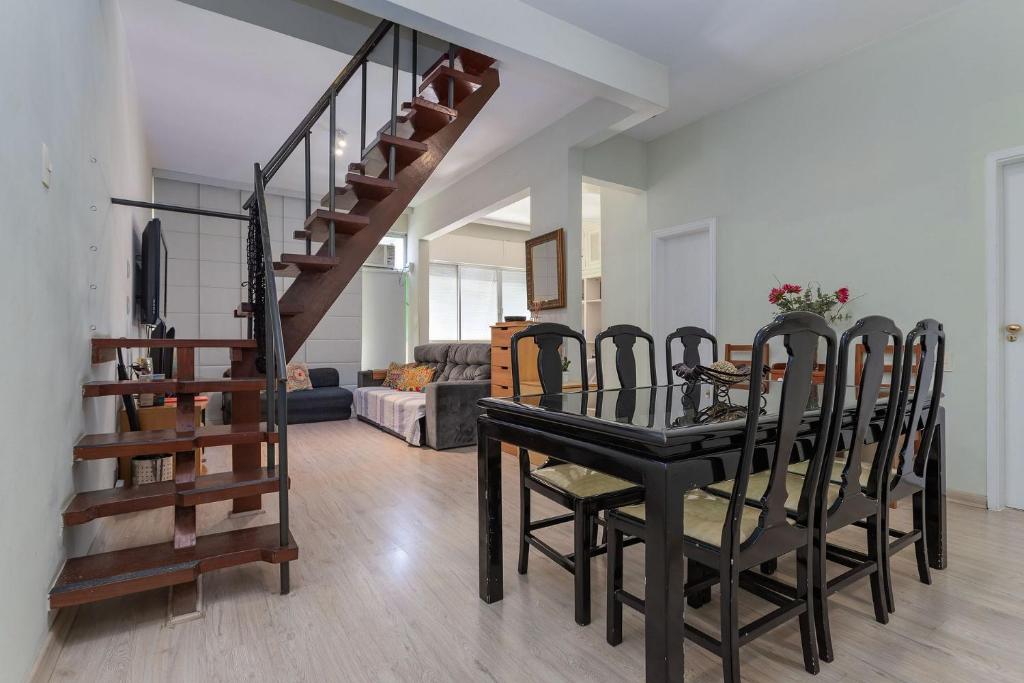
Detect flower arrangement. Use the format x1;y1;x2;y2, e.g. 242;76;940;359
768;281;853;323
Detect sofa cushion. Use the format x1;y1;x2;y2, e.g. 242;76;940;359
286;362;313;392
414;344;450;375
395;364;436;392
309;367;340;389
437;343;491;381
353;387;427;445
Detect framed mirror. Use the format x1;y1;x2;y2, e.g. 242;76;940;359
525;228;566;311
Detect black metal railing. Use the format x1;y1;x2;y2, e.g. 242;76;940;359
252;163;291;595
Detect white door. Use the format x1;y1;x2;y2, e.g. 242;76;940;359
1002;161;1024;509
650;220;716;384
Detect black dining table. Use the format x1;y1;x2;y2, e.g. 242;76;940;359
476;381;946;683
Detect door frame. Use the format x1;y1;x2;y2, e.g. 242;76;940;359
984;146;1024;510
650;218;718;362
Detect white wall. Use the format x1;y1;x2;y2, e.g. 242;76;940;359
0;1;151;679
362;270;407;368
155;177;363;403
640;0;1024;497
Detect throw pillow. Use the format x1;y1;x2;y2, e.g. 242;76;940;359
395;364;436;392
286;362;313;392
383;361;414;388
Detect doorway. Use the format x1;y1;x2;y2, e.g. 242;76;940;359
987;149;1024;510
650;219;717;383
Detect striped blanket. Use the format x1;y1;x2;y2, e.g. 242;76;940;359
352;387;427;445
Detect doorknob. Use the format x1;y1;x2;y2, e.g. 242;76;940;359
1008;323;1022;342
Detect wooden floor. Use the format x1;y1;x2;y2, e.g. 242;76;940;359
36;419;1024;682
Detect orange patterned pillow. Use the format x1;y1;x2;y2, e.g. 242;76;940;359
286;362;313;392
395;364;436;392
383;361;413;388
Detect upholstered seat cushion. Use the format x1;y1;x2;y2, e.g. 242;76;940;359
531;463;638;498
615;489;761;547
788;447;874;489
708;471;840;513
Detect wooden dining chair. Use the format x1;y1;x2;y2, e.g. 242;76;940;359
594;324;657;391
784;316;907;662
854;343;921;386
606;312;839;682
511;322;644;626
880;319;945;613
664;326;718;384
724;343;769;390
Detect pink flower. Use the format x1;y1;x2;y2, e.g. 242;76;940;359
782;283;802;294
768;287;784;304
836;287;849;304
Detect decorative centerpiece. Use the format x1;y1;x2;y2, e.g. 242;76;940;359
671;360;764;424
768;282;852;323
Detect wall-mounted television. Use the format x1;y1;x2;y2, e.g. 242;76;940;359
136;218;167;326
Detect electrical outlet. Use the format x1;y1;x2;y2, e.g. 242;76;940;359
41;143;53;188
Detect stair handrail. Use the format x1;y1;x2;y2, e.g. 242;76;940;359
242;19;395;211
253;162;291;594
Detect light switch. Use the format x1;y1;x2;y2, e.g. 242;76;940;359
41;143;52;188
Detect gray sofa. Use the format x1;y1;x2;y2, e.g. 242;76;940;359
354;343;490;449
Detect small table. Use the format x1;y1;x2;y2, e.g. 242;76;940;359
477;382;946;683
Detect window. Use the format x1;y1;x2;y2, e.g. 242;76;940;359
428;263;527;341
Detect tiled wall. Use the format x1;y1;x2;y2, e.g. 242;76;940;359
154;177;362;421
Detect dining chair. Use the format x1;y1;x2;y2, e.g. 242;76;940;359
606;312;838;682
664;326;718;383
595;324;657;391
854;343;921;387
724;342;769;390
511;322;644;626
773;316;907;662
880;319;945;613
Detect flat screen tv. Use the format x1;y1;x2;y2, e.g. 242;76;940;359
137;218;167;326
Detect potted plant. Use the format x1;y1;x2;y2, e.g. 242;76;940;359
768;282;852;323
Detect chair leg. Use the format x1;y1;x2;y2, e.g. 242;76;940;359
912;491;932;586
517;473;530;576
812;525;833;663
760;558;778;575
797;545;820;675
589;513;599;549
720;560;741;683
606;523;624;645
573;500;593;626
880;502;895;614
686;558;712;609
866;514;889;625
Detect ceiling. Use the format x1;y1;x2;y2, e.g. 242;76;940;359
521;0;963;140
119;0;590;202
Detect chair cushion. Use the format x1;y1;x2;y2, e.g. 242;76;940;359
531;463;638;498
708;471;840;513
615;489;761;547
788;447;873;489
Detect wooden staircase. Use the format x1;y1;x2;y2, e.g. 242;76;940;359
51;338;295;612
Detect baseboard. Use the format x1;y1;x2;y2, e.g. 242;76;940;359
948;488;988;509
28;603;78;683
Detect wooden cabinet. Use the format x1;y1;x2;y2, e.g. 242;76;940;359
490;321;536;397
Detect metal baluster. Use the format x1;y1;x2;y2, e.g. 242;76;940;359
411;30;418;102
304;132;311;255
264;277;276;472
360;60;367;158
447;42;456;109
277;376;290;594
388;25;399;181
328;89;337;257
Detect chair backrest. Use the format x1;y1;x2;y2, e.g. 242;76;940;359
888;319;945;489
724;343;770;390
854;343;921;387
728;312;837;550
664;326;718;384
595;324;657;391
823;317;905;510
510;322;589;396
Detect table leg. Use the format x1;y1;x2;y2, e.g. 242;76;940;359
925;407;947;570
644;465;686;683
479;429;503;602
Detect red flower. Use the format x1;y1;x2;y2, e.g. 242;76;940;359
768;287;784;304
836;287;849;304
782;283;802;294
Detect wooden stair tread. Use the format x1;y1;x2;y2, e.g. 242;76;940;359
74;423;278;460
363;134;429;175
92;338;256;363
49;524;297;608
82;377;265;398
422;49;495;78
419;64;483;105
300;208;370;242
320;174;398;209
273;253;340;278
62;467;285;525
395;98;456;140
234;301;303;318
